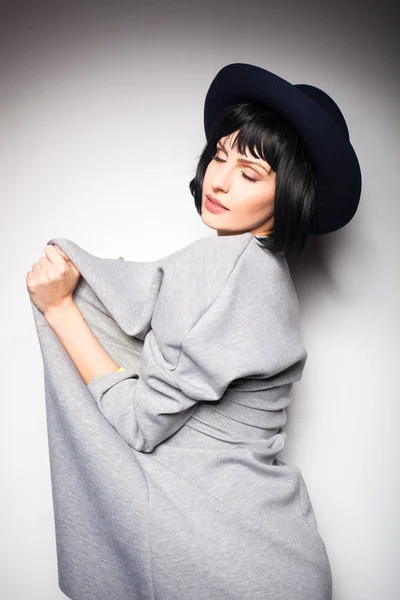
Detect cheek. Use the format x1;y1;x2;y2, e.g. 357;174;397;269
203;164;213;186
237;186;274;215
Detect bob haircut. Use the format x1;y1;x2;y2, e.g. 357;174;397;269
189;102;318;258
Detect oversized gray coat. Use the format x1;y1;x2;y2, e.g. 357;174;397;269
31;231;333;600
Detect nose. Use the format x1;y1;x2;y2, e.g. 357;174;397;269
211;163;231;193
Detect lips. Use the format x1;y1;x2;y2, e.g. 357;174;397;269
206;195;229;210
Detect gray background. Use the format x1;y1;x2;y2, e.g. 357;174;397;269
2;0;399;598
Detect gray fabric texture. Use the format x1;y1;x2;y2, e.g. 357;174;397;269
31;231;332;599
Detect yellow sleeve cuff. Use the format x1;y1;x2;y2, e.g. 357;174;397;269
115;367;126;372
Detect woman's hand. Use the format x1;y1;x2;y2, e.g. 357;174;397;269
26;244;81;316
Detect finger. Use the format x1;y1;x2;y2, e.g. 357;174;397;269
53;245;70;261
48;244;81;277
118;256;124;260
32;262;41;276
44;244;68;270
39;255;53;270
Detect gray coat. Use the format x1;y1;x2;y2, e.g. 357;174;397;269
31;231;332;600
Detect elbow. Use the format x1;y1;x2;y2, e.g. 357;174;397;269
114;417;153;453
129;431;153;453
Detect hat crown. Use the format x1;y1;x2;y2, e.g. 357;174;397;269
294;84;349;139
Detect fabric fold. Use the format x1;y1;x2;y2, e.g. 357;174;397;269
30;232;332;600
47;236;165;340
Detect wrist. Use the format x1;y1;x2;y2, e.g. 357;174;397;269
44;298;78;323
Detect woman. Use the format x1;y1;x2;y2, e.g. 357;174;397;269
27;63;362;600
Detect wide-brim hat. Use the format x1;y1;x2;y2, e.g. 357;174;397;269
203;62;362;236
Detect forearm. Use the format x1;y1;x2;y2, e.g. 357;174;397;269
45;301;120;386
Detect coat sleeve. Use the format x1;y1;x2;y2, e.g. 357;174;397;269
85;237;307;453
86;331;202;453
46;236;165;340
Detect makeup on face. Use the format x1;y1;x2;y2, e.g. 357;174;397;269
205;194;230;213
215;139;273;178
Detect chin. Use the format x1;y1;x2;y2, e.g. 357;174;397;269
200;214;218;231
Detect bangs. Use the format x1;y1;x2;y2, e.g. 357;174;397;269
209;102;296;173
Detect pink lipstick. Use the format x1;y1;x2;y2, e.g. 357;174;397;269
205;195;229;213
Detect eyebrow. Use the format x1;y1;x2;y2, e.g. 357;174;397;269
217;141;272;174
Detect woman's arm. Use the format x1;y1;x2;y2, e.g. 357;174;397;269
45;301;121;385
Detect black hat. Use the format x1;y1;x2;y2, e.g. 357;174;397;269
204;63;362;235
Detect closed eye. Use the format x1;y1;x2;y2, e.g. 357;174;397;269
212;156;258;183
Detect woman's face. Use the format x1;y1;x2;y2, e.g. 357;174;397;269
201;130;276;236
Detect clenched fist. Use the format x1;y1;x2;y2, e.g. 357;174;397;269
26;244;81;315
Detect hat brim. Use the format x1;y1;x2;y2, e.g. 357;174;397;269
204;63;362;235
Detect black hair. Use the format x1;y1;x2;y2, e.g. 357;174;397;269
189;102;318;258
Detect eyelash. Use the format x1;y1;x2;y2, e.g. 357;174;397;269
212;156;258;183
